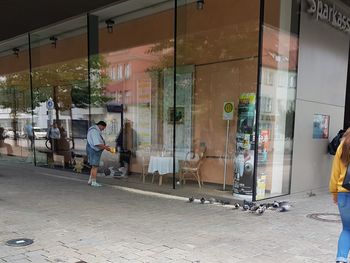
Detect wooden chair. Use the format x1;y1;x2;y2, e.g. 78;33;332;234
179;146;206;188
141;155;150;183
139;148;152;183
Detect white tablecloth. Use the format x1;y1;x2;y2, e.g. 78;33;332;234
148;156;179;175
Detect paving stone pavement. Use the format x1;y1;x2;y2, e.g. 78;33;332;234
0;162;343;262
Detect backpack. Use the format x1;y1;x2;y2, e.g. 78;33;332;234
328;129;345;155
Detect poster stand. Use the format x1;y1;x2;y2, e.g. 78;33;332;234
223;119;230;191
221;102;234;191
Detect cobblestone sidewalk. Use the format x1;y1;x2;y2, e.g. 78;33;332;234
0;163;342;262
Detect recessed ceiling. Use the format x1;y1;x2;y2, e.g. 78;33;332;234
0;0;126;42
0;0;349;43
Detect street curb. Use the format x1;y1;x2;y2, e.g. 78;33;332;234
39;171;189;202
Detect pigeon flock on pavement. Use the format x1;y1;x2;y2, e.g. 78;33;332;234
187;197;292;215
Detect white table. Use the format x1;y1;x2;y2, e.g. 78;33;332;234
148;156;180;185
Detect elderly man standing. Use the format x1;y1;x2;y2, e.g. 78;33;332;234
86;121;111;187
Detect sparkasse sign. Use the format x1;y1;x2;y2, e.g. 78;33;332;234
306;0;350;34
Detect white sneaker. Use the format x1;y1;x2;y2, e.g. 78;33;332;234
91;182;102;187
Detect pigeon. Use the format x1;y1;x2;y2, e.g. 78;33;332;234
307;191;316;197
242;204;250;211
233;203;240;209
272;201;280;208
279;203;291;212
255;205;266;215
208;197;216;204
244;200;254;208
200;197;206;204
265;203;275;209
250;204;259;212
188;196;194;203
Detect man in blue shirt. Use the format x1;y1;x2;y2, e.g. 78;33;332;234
86;121;111;187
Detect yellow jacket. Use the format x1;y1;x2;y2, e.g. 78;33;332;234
329;143;350;193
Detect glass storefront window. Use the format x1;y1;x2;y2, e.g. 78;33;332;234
0;0;301;199
93;0;175;186
30;16;89;168
256;0;300;200
177;0;260;195
0;35;32;162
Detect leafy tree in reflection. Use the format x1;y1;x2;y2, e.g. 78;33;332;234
0;55;112;145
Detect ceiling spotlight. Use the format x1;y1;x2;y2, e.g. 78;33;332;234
196;0;204;10
105;19;115;33
12;48;19;57
49;36;58;48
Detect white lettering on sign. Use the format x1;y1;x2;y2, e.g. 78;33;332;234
306;0;350;34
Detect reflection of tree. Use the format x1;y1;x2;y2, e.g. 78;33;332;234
0;73;31;143
32;55;111;121
146;39;174;72
0;55;112;143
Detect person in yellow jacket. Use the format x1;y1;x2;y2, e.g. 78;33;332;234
329;128;350;263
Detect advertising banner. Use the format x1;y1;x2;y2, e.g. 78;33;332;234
233;93;256;196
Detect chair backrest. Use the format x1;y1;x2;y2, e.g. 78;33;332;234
183;144;206;169
198;146;206;167
185;151;198;161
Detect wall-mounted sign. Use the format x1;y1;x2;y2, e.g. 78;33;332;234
223;102;234;120
306;0;350;34
313;114;330;139
46;98;54;110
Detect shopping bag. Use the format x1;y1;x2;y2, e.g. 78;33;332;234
342;164;350;191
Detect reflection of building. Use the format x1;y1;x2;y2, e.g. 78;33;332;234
0;0;349;201
104;46;157;148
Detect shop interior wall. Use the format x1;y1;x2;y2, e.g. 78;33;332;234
177;0;259;185
30;35;87;70
0;51;29;75
195;59;258;185
291;0;350;193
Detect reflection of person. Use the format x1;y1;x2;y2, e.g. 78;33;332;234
56;123;71;168
86;121;111;187
23;122;34;149
47;123;61;152
329;127;350;263
235;149;251;180
115;120;135;176
116;128;123;152
239;119;252;134
0;127;13;156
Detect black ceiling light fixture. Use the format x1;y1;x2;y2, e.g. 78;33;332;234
196;0;204;10
49;36;58;48
105;19;115;33
12;48;19;57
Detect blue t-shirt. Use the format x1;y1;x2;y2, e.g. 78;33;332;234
87;125;105;151
24;124;33;136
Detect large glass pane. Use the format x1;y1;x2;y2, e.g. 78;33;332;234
256;0;300;200
0;35;32;163
30;17;89;169
93;0;175;187
176;0;260;197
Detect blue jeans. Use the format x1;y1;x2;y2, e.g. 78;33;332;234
337;192;350;262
